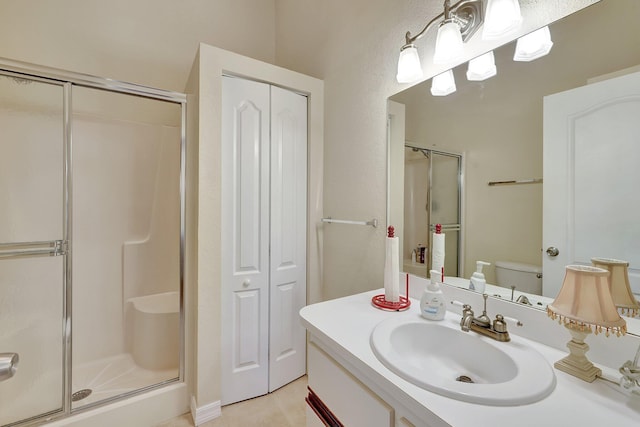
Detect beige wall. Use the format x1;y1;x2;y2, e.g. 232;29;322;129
0;0;276;92
275;0;598;300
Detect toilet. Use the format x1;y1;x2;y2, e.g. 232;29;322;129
495;261;543;295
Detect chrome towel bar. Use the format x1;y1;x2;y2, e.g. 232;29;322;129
321;217;378;228
0;240;67;260
488;178;542;186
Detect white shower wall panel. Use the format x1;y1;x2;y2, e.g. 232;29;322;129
123;125;181;303
0;109;62;242
72;114;180;366
403;156;429;261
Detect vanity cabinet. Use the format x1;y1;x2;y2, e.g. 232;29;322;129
302;290;640;427
307;341;394;427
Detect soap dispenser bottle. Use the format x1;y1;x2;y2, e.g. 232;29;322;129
420;270;446;320
469;261;490;293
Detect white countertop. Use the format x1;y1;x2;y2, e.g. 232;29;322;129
300;290;640;427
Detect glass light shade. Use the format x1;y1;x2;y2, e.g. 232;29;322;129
433;21;464;65
548;265;626;336
513;26;553;61
466;51;497;81
482;0;523;40
591;258;640;317
396;45;423;83
430;70;456;96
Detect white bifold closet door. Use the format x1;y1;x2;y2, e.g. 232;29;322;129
221;76;307;406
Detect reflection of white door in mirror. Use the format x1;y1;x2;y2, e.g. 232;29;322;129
543;71;640;300
387;101;406;262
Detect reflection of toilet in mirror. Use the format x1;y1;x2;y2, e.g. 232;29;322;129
495;261;542;295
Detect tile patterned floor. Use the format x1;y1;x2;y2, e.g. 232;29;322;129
156;376;307;427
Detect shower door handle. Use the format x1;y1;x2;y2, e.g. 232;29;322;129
0;240;67;260
0;353;19;382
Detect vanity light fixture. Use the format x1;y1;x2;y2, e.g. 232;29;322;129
591;258;640;318
466;51;497;81
513;26;553;61
396;45;424;83
547;265;626;382
482;0;523;40
430;70;457;96
396;0;484;83
433;1;465;64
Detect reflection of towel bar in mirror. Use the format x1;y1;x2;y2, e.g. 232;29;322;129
429;223;461;232
321;217;378;228
488;178;542;186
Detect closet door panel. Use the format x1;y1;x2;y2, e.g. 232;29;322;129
221;76;270;405
269;85;308;392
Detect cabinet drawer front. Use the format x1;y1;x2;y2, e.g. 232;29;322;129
307;405;330;427
307;342;393;427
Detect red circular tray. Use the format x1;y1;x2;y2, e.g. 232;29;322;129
371;294;411;312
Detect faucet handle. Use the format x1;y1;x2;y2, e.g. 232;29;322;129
502;315;523;327
493;315;508;333
493;314;523;332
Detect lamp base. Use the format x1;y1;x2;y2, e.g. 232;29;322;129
555;324;601;382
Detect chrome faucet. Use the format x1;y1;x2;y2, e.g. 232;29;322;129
460;305;474;332
459;294;522;342
0;353;19;382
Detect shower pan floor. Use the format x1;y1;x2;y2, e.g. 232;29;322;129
72;353;178;409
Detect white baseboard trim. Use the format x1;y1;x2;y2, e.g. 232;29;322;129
190;396;221;425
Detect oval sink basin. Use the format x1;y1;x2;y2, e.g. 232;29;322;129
370;317;556;405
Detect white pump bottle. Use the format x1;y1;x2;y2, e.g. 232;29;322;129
420;270;447;320
469;261;490;293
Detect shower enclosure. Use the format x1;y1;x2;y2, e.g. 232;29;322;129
403;145;462;278
0;59;185;426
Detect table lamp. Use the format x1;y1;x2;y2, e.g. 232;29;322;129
547;265;627;382
591;257;640;317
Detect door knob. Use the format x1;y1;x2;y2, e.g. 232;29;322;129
242;279;251;287
546;247;559;257
0;353;19;382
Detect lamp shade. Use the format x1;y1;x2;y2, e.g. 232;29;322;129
548;265;626;336
430;70;456;96
396;45;423;83
433;20;464;64
513;26;553;61
591;258;640;317
482;0;523;40
466;51;497;81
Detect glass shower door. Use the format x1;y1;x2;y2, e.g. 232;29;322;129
429;151;462;277
0;73;67;426
70;86;181;409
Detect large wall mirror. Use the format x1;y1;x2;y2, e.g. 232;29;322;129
387;0;640;328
